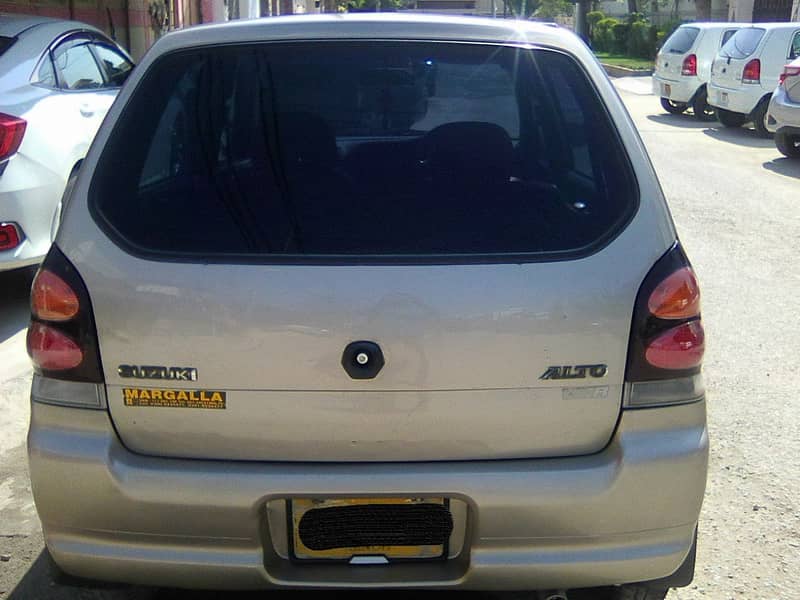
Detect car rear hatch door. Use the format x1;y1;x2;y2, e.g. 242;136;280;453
712;27;766;90
656;27;701;82
78;38;668;462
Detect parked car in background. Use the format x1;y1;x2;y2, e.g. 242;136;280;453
654;22;741;121
27;14;707;600
708;23;800;137
767;57;800;157
0;15;132;271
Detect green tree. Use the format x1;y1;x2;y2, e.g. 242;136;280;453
535;0;574;19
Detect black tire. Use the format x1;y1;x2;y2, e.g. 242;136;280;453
609;583;669;600
751;98;772;138
660;97;688;114
775;130;800;158
717;108;747;128
691;88;716;122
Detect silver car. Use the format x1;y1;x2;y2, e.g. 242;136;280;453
767;57;800;157
0;15;132;271
26;15;708;599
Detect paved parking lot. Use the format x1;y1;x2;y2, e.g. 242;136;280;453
1;76;798;599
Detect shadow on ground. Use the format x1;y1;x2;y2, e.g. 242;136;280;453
5;549;613;600
702;127;775;149
762;157;800;179
0;268;34;344
646;114;712;129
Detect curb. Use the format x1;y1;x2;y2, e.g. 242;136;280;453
601;63;653;78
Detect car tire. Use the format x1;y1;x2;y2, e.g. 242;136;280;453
661;97;688;114
775;130;800;158
717;108;747;128
609;584;669;600
751;98;772;138
691;88;716;122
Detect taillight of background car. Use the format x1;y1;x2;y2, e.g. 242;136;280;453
27;246;104;382
0;112;26;162
779;64;800;86
625;243;705;408
0;222;22;251
742;59;761;84
681;54;698;77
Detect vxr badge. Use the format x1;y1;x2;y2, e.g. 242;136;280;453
539;364;607;380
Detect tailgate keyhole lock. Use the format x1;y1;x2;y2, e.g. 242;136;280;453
342;341;384;379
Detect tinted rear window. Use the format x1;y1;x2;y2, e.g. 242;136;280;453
662;27;700;54
0;36;15;57
91;42;636;262
720;28;765;60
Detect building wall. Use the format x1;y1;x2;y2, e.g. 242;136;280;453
598;0;730;24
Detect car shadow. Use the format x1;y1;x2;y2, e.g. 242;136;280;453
763;157;800;179
5;549;611;600
646;113;711;129
0;268;34;345
702;127;775;148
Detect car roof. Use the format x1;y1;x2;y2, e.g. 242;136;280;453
679;22;742;30
733;22;800;30
0;13;60;36
154;13;581;54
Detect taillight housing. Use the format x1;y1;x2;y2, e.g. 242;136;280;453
0;222;22;251
26;245;103;382
626;242;704;382
779;64;800;86
0;112;26;162
681;54;698;77
742;59;761;84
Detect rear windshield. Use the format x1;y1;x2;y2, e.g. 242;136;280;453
662;27;700;54
0;36;15;57
720;28;765;60
91;42;637;262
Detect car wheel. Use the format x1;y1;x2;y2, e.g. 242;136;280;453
691;88;716;122
660;97;688;114
751;98;772;138
717;108;747;128
608;583;669;600
775;130;800;158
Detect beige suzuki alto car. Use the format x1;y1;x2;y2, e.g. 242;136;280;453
26;14;707;600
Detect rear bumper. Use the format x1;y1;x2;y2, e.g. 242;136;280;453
652;74;700;104
707;82;762;116
28;399;708;590
767;86;800;134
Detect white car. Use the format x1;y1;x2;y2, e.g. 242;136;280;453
0;15;132;271
708;23;800;137
653;23;741;121
767;57;800;157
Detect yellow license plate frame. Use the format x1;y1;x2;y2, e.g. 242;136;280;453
289;497;449;562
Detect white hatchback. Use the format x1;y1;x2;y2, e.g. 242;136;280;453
708;23;800;137
653;23;741;121
0;15;132;271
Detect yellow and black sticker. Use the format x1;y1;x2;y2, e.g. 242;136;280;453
122;388;226;409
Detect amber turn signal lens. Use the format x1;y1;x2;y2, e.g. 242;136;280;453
31;270;79;322
647;267;700;320
26;322;83;371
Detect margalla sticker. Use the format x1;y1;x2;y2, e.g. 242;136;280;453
123;388;226;409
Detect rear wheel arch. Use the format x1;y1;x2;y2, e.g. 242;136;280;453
751;94;773;138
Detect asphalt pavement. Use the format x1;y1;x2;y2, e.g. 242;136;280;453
1;76;798;599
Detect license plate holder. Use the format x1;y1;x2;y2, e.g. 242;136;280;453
288;497;451;562
719;91;729;107
662;83;672;97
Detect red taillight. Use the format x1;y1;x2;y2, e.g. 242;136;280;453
742;59;761;84
31;270;80;321
26;246;103;382
0;112;26;162
779;65;800;86
27;322;84;371
681;54;697;77
627;243;705;382
647;267;700;320
0;222;22;250
645;321;705;370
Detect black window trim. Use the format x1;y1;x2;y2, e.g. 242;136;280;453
88;39;641;266
88;42;134;89
31;29;126;91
